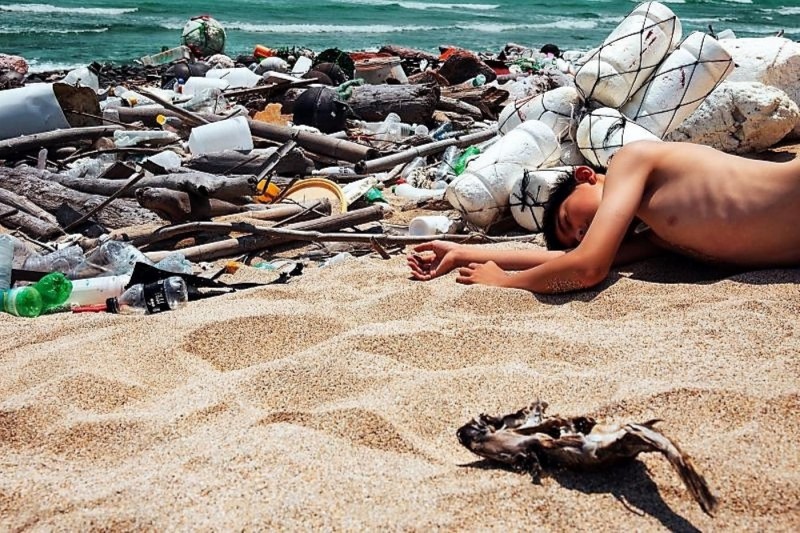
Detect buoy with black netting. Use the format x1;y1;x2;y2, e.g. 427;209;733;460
621;31;734;138
181;15;226;58
576;107;660;169
497;86;583;139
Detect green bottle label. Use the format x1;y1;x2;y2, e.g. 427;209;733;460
5;287;21;316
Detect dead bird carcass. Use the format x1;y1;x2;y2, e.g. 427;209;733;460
456;400;718;515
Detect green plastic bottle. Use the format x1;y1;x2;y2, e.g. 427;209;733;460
3;286;43;318
33;272;73;311
453;146;481;176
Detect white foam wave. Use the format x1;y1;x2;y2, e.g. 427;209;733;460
0;26;108;34
218;22;440;33
777;7;800;15
458;20;598;32
334;0;498;10
0;3;137;15
28;59;89;73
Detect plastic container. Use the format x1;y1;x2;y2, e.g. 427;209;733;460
282;178;348;213
392;183;445;201
145;150;182;170
575;1;682;108
66;275;130;306
206;67;262;89
33;272;72;311
509;167;573;232
113;130;180;148
139;46;191;67
0;235;13;291
454;146;481;176
107;276;188;315
354;57;407;84
341;177;379;206
291;56;313;76
188;116;253;156
445;120;560;228
498;86;582;139
182;76;230;96
23;245;85;274
62;66;100;91
621;32;734;138
408;215;455;236
254;44;275;59
576;107;661;168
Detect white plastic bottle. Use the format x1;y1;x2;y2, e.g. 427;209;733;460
66;275;130;306
0;235;13;291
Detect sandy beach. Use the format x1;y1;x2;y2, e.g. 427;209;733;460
1;224;799;530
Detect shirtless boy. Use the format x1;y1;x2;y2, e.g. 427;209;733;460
407;140;800;293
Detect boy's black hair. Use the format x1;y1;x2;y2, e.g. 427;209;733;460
542;174;579;250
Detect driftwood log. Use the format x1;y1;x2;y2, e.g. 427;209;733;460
378;45;438;63
185;149;313;177
0;165;160;228
46;171;259;201
347;84;440;124
145;204;386;262
135;187;246;224
0;207;62;240
0;126;124;159
0;187;59;224
115;107;378;163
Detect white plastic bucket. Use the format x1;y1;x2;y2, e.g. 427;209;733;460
206;67;262;89
498;86;583;139
622;32;734;138
575;1;682;108
576;107;660;168
182;76;230;95
188;116;253;156
509;167;573;232
355;57;408;84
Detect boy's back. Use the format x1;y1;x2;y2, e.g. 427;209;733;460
620;141;800;267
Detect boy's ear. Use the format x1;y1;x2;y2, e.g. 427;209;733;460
574;166;597;185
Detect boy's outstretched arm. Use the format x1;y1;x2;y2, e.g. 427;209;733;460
457;144;653;293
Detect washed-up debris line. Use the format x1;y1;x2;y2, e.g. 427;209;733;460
0;2;793;317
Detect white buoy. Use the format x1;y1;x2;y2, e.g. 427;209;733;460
576;107;660;168
446;120;560;228
575;1;682;108
498;87;583;139
622;32;734;138
509;167;573;232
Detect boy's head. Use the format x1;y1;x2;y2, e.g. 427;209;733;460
542;166;604;250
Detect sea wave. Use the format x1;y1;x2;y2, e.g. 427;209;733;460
0;3;137;15
776;7;800;16
27;59;89;73
458;20;598;32
0;26;109;34
333;0;499;10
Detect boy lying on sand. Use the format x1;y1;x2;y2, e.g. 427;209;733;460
408;140;800;293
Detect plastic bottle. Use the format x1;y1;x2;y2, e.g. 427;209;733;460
205;67;262;89
453;146;481;175
33;272;72;311
66;275;130;306
392;183;445;201
71;240;154;279
3;286;42;318
106;276;188;315
434;146;460;182
155;252;193;274
0;235;13;291
430;122;453;140
23;245;85;274
139;46;191;67
113;129;180;148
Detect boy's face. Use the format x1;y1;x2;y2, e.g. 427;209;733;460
554;174;604;248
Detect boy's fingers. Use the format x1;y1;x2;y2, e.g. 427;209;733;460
412;242;434;252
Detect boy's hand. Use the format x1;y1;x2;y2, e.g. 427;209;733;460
407;240;460;280
456;261;510;287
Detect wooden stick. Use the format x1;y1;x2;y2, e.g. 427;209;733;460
0;126;124;159
356;127;497;174
64;171;146;231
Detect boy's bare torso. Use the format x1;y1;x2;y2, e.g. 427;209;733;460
630;142;800;267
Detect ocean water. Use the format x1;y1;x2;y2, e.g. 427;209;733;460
0;0;798;72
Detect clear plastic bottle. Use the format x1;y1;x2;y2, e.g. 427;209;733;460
429;122;453;141
106;276;188;315
401;156;427;181
434;146;460;182
66;275;130;306
23;245;85;274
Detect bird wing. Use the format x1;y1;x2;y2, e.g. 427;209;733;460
623;423;719;516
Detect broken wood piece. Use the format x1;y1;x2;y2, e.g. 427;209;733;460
347;83;440;124
135;187;247;224
0;187;59;225
356;126;498;174
0;125;124;159
436;96;483;120
0;165;160;228
144;205;387;262
46;171;262;201
64;171;147;231
0;207;62;240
